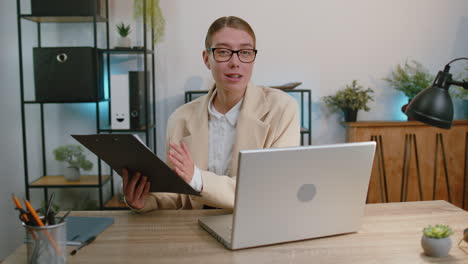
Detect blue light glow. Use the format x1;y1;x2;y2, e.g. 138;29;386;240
103;72;109;99
392;95;410;121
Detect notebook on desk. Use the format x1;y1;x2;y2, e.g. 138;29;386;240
66;216;114;246
198;142;376;250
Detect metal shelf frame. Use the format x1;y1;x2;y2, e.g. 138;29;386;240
16;0;157;210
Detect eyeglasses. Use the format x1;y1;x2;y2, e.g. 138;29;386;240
209;48;258;63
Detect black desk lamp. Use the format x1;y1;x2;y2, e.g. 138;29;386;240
405;57;468;129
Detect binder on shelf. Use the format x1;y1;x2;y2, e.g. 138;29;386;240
110;74;130;129
110;71;149;130
72;134;200;196
129;71;149;130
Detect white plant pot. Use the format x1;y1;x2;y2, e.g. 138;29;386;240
64;167;81;181
421;235;452;257
117;36;131;48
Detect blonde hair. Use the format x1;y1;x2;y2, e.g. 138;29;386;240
205;16;256;50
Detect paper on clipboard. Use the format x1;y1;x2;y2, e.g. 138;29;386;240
71;134;200;196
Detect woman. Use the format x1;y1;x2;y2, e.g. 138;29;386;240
123;16;300;212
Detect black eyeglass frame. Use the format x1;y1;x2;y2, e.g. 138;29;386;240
209;48;258;63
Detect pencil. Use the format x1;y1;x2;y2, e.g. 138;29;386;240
24;199;63;256
11;194;38;240
12;194;30;222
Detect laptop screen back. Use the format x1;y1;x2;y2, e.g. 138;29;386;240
231;142;376;249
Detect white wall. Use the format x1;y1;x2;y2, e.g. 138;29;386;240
0;0;28;260
154;0;468;150
1;0;467;259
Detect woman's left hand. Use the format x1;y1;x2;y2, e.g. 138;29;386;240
167;141;194;184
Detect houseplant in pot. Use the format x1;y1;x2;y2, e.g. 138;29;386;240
383;60;434;118
53;145;93;181
116;22;132;48
323;80;374;122
421;224;454;257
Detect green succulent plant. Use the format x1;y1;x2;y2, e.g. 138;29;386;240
423;224;454;239
116;22;131;38
384;60;434;99
53;145;93;171
323;80;374;112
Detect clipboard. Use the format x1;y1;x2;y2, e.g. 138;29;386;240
72;134;200;196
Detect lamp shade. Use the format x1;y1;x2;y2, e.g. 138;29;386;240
405;85;453;129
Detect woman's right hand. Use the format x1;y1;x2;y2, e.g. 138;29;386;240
122;168;150;210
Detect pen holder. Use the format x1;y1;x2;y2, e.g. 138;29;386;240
23;220;67;264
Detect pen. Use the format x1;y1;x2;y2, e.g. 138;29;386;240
58;210;71;223
70;236;96;256
45;192;56;225
24;199;63;256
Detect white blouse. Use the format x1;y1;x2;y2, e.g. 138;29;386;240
189;89;243;192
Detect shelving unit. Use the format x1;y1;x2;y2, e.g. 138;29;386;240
185;89;312;145
16;0;156;210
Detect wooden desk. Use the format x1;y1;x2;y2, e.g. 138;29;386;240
4;201;468;263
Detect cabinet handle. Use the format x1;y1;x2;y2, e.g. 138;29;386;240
56;53;68;63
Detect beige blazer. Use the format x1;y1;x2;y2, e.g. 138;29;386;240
135;83;300;212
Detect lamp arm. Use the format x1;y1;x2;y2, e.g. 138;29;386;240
445;57;468;67
449;80;468;89
439;57;468;90
433;70;452;90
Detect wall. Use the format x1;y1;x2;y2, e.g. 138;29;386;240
0;0;28;260
154;0;468;150
1;0;467;259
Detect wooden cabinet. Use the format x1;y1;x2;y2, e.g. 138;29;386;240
345;121;468;210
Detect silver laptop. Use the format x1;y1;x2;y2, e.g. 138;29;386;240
198;141;376;250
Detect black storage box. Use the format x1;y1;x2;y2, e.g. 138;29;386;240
31;0;106;17
33;47;104;103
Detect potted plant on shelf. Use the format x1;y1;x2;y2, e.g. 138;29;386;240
323;80;374;122
116;22;132;48
53;145;93;181
383;60;434;118
421;224;454;257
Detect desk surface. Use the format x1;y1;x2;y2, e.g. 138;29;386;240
4;200;468;264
